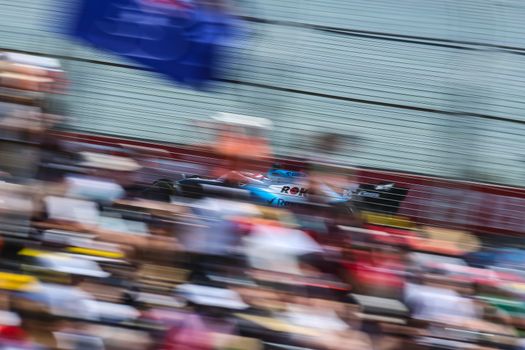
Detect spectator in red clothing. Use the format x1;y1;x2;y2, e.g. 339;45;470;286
0;311;26;342
344;245;407;298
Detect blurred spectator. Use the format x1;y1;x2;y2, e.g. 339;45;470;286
307;132;358;204
35;136;83;183
211;114;271;182
0;109;45;180
404;274;478;323
162;284;244;350
345;245;407;298
139;178;177;203
54;321;105;350
0;310;26;342
242;218;322;275
180;198;256;281
75;152;140;201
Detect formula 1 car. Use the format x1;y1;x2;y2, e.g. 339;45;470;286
159;165;408;218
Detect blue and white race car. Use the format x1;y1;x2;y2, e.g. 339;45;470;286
173;165;407;216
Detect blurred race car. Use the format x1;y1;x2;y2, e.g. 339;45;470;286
160;165;408;217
